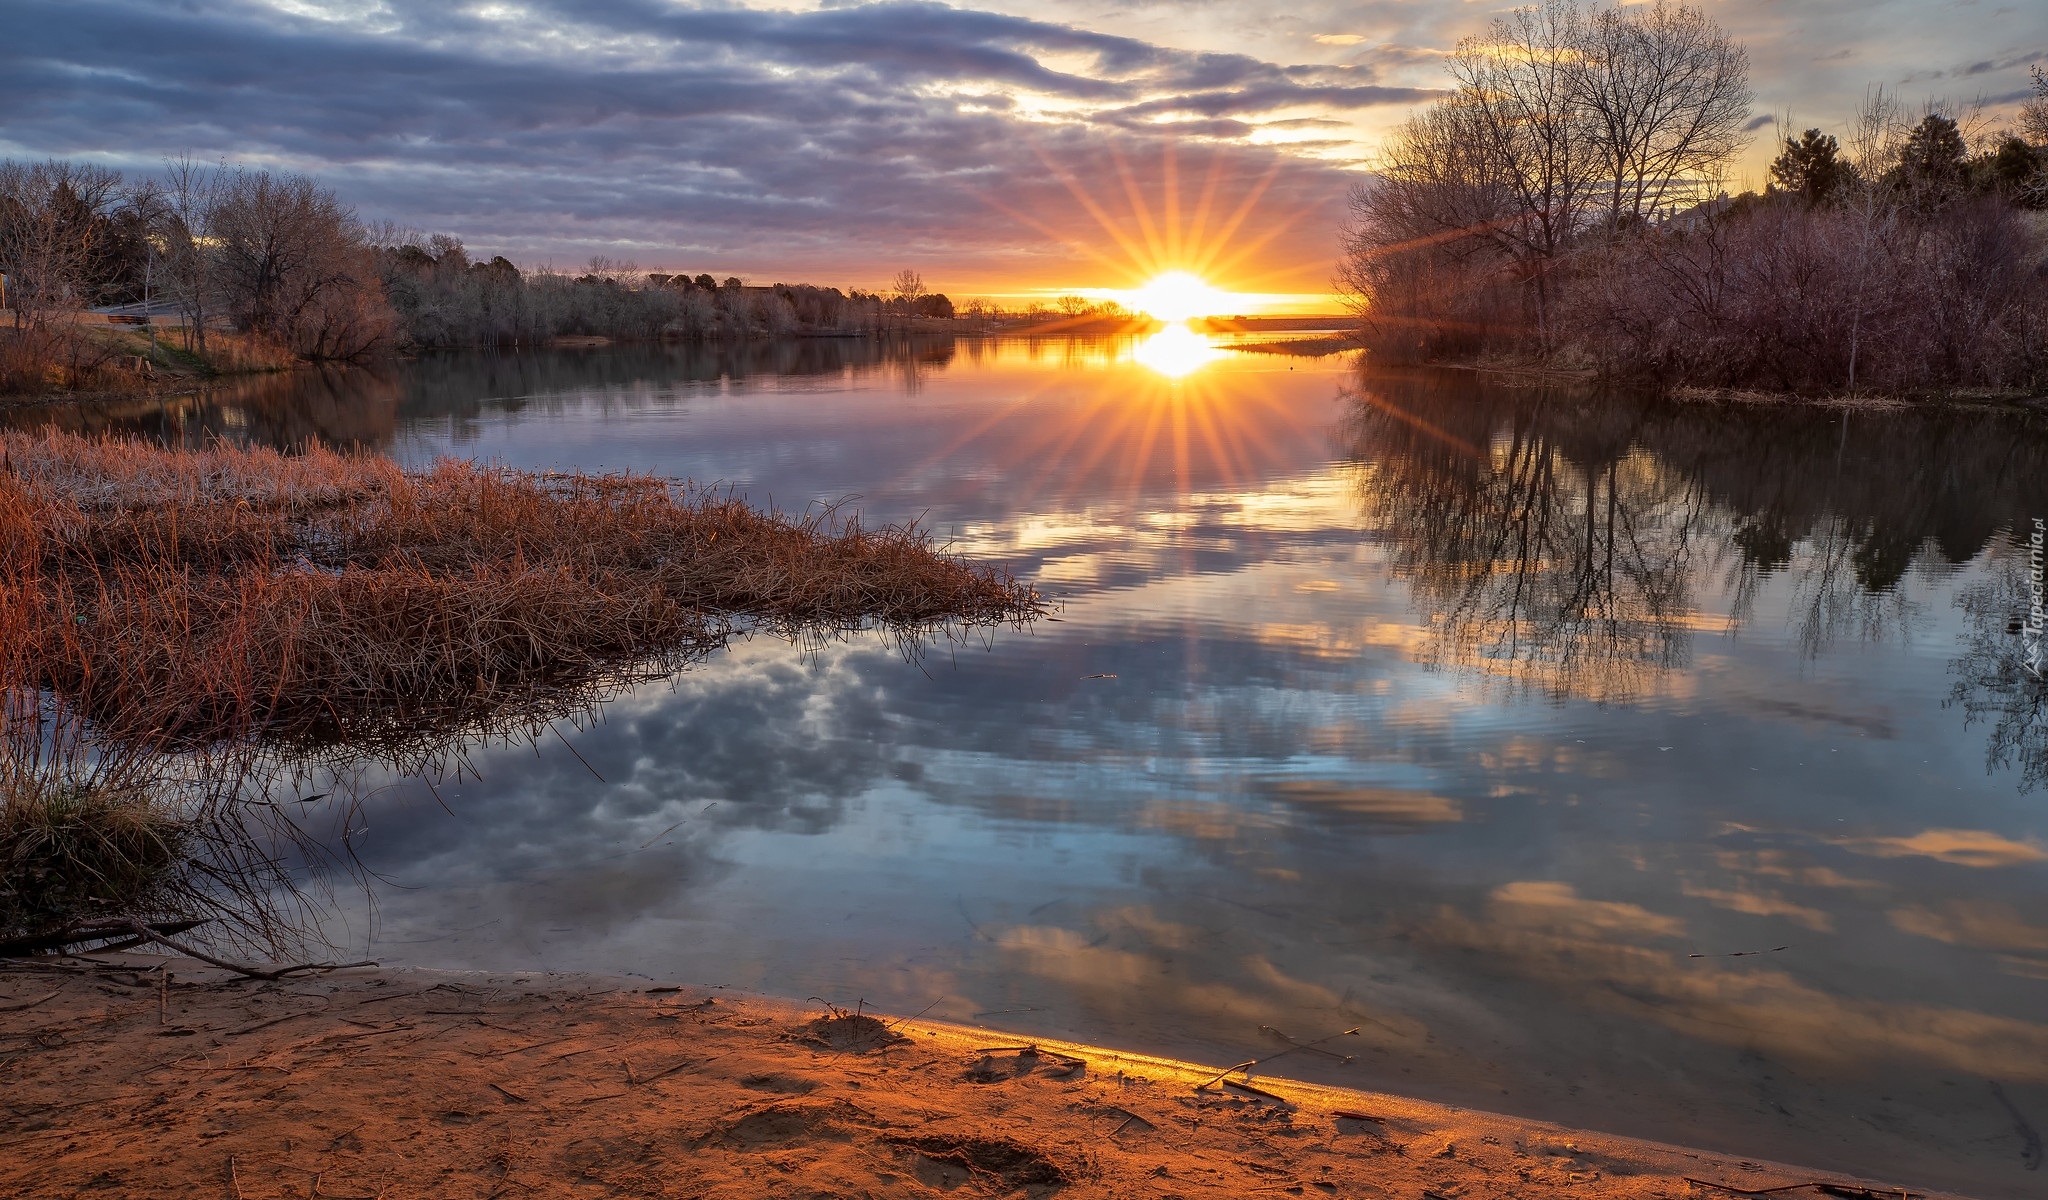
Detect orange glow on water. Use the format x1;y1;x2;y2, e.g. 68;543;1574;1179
1131;324;1223;378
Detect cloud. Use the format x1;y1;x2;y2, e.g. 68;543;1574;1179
1430;885;2048;1082
1832;828;2048;868
1259;780;1464;825
1889;901;2048;952
0;0;1377;289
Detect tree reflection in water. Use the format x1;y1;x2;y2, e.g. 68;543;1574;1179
1950;552;2048;790
1339;373;2048;773
1341;375;1706;702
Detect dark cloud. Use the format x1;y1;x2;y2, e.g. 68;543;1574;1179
1110;82;1436;120
0;0;1379;288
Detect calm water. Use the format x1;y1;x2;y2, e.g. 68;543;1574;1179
20;336;2048;1196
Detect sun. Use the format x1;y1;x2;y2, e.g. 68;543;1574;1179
1121;271;1234;323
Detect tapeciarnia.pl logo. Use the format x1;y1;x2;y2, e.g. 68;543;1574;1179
2029;518;2045;679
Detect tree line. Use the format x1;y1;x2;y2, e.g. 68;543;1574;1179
0;158;976;392
1341;0;2048;394
1;159;393;389
382;248;966;350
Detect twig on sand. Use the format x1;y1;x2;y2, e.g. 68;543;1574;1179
354;988;435;1007
1683;1178;1808;1196
1259;1024;1359;1063
885;998;945;1030
121;921;375;982
1220;1079;1289;1103
1196;1060;1258;1089
634;1055;699;1086
228;1154;244;1200
1681;1180;1921;1199
0;988;63;1014
974;1043;1085;1070
488;1082;528;1104
223;1008;328;1037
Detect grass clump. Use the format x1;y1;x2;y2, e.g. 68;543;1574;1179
0;767;189;945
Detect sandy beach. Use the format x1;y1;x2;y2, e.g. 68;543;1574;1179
0;956;1960;1200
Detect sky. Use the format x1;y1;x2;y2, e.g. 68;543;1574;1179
2;0;2042;307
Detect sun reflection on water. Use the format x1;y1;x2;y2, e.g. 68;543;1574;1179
1132;324;1222;379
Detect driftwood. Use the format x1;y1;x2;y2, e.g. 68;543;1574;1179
0;919;211;958
119;920;375;981
1682;1179;1922;1199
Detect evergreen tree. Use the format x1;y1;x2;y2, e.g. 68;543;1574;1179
1767;128;1846;205
1898;113;1967;192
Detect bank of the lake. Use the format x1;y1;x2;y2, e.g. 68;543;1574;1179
0;958;1969;1200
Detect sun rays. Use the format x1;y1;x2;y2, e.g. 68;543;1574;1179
971;140;1339;317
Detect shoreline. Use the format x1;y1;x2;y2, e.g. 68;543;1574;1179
0;956;1965;1199
1371;361;2048;410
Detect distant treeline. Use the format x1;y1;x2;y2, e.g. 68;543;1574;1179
1341;0;2048;395
381;240;963;349
0;156;982;392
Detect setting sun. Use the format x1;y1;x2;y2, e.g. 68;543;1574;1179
1120;271;1236;323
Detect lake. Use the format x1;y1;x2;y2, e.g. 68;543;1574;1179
17;334;2048;1197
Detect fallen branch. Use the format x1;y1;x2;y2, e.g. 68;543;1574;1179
1681;1180;1812;1196
121;921;374;981
1219;1078;1289;1103
0;919;211;958
1681;1179;1921;1199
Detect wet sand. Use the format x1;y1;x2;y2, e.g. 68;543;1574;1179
0;957;1962;1199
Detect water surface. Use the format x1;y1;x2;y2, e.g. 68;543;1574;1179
20;336;2048;1196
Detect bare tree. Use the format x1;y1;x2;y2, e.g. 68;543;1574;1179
2024;66;2048;147
207;168;389;359
0;159;125;331
1573;0;1752;223
158;157;223;353
1343;0;1751;361
1443;0;1603;347
891;268;926;307
1340;96;1525;361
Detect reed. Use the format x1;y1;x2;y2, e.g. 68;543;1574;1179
2;429;1042;750
0;684;310;956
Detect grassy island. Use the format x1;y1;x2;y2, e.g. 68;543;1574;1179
0;431;1043;954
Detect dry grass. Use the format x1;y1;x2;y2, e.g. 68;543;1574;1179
0;428;1040;951
0;324;300;400
2;429;1043;751
0;684;311;955
0;765;188;942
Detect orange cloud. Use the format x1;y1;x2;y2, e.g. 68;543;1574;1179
1831;829;2048;868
